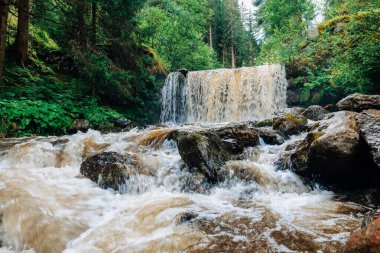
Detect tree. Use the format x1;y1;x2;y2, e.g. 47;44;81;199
137;0;217;71
14;0;30;65
0;0;9;79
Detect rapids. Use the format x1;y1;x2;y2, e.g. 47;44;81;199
0;125;364;253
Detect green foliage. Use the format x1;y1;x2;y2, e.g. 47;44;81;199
137;0;218;71
290;9;380;103
256;0;315;64
0;99;74;136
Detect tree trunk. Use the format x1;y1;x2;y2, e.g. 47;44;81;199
0;0;9;80
91;0;97;45
222;44;226;66
74;0;89;47
209;24;213;49
231;45;236;69
14;0;30;65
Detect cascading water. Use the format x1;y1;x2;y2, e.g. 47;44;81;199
0;66;366;253
0;126;363;253
161;65;288;123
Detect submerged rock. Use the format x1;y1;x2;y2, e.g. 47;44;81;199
356;110;380;168
277;111;380;188
273;113;308;136
344;216;380;253
302;105;329;121
337;94;380;112
80;152;151;191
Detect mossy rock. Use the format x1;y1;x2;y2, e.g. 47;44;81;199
273;114;308;136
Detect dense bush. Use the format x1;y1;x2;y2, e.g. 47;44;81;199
289;10;380;104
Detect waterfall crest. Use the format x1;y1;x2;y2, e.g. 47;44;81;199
161;64;288;123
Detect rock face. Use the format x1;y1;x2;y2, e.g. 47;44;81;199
344;216;380;253
277;111;380;188
80;152;138;191
302;105;329;121
273;114;308;136
337;94;380;112
356;110;380;168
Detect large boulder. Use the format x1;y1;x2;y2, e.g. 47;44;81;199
213;124;260;154
273;114;308;136
277;111;380;188
302;105;329;121
80;152;151;191
343;216;380;253
337;94;380;112
170;125;262;183
356;110;380;168
170;130;230;183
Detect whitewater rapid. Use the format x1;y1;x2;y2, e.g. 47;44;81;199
0;126;363;253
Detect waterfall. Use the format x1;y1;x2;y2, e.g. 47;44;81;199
161;65;288;123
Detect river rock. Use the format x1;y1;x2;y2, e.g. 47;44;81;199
254;127;285;145
170;130;230;183
277;111;380;188
356;110;380;168
213;124;260;154
80;152;140;191
302;105;329;121
273;114;308;136
337;94;380;112
343;216;380;253
69;119;89;133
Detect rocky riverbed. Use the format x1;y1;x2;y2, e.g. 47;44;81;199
0;93;379;252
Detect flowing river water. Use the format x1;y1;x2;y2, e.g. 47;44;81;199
0;66;365;252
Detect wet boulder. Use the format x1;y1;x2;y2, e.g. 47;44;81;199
277;111;380;188
254;127;285;145
337;94;380;112
302;105;329;121
344;216;380;253
356;110;380;168
252;118;273;128
213;124;260;154
80;152;145;191
273;114;308;136
170;130;230;183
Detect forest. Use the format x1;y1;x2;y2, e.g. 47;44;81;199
0;0;379;137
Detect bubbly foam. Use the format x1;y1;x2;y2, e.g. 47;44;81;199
0;126;362;252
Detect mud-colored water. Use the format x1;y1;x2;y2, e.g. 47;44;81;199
0;125;363;253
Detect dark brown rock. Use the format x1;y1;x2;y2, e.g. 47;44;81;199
302;105;329;121
214;124;260;154
344;217;380;253
80;152;150;191
356;110;380;168
337;94;380;112
170;130;230;183
277;111;380;188
254;127;285;145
